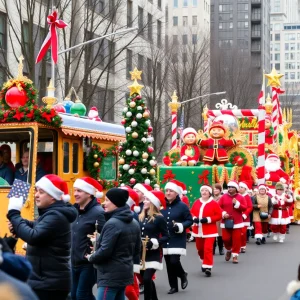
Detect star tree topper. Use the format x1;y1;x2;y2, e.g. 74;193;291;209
265;67;284;87
128;67;144;96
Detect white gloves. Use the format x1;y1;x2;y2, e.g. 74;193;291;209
8;196;24;211
265;173;270;180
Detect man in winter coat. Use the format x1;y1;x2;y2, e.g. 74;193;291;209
71;177;106;300
88;188;141;300
7;174;78;300
0;150;14;185
162;180;193;294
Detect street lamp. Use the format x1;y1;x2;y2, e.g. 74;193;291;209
180;91;226;104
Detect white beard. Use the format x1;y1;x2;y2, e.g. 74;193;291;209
88;110;98;118
265;159;281;172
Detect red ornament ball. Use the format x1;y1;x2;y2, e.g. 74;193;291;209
136;95;141;100
5;87;28;108
121;119;126;125
130;178;136;184
148;146;154;153
148;126;153;133
53;103;66;113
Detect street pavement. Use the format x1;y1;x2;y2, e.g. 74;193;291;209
152;225;300;300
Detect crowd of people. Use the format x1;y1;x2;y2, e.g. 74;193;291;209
0;172;299;300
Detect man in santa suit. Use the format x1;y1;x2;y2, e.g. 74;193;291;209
218;180;247;264
265;153;289;196
238;181;253;253
269;182;293;243
88;106;102;121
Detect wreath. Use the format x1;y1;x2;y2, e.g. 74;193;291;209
87;143;119;189
229;151;248;166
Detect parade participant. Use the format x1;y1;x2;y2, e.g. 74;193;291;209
287;264;300;300
239;181;253;253
218;180;247;264
0;144;15;172
139;190;169;300
252;184;273;245
87;188;140;300
7;174;77;300
190;185;222;277
285;184;294;233
0;151;14;185
212;183;224;255
133;183;153;213
177;127;200;166
265;153;289;196
162;180;193;294
269;182;293;243
71;177;106;300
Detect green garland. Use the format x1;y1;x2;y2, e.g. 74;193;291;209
87;144;119;189
229;151;248;166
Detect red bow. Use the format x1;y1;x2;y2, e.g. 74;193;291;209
198;170;210;185
36;10;68;64
162;170;175;183
130;161;138;167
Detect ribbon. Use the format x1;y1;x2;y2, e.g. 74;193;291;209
36;9;68;64
198;170;210;185
130;161;138;167
162;170;175;184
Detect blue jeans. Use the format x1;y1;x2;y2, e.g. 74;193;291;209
97;287;125;300
71;264;96;300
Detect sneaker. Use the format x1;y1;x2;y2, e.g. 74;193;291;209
232;256;238;264
205;268;212;277
201;267;206;273
225;251;232;261
273;234;278;241
256;238;261;245
139;284;144;294
261;237;266;244
241;248;246;253
279;239;284;243
219;249;224;255
267;232;271;238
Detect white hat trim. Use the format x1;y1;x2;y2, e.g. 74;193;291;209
126;197;135;208
200;185;212;194
145;191;161;209
239;182;248;190
74;178;101;197
227;181;239;190
133;183;149;195
36;177;63;200
165;182;181;195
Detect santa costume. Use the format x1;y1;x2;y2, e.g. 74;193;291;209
88;106;102;121
190;185;222;276
239;181;253;253
179;128;200;165
269;183;293;243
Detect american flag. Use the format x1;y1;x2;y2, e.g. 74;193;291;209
7;179;31;202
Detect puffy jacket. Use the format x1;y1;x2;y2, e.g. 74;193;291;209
7;201;78;291
89;206;141;288
71;198;105;266
0;163;14;185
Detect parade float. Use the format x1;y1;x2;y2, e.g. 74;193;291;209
159;68;299;206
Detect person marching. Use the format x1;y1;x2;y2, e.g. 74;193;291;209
218;180;247;264
252;184;273;245
139;190;169;300
238;181;253;253
269;182;293;243
162;180;193;294
190;185;222;277
71;177;106;300
133;183;153;213
212;183;224;255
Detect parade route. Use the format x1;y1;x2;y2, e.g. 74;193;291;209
153;225;300;300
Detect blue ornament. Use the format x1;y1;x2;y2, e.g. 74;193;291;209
63;98;74;113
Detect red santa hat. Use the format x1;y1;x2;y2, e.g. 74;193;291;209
182;127;197;139
165;180;182;195
200;185;213;194
258;184;267;191
227;180;239;190
145;190;166;209
127;189;140;213
267;153;279;160
36;174;70;202
209;121;226;132
239;181;250;190
265;115;271;121
133;183;153;195
73;177;103;198
89;106;98;113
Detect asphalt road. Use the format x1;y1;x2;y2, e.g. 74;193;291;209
151;225;300;300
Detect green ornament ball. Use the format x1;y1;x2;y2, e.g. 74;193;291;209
70;101;86;116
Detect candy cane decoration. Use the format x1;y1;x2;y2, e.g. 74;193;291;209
208;109;259;120
271;87;279;145
168;91;181;149
257;106;266;185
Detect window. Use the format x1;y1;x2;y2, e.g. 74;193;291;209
72;143;79;174
63;142;69;173
219;4;233;12
219;39;233;49
147;58;152;85
182;34;188;45
173;16;178;26
274;53;280;61
237;12;248;19
173;35;178;45
192;16;197;26
237;4;248;10
158;0;161;9
147;13;153;41
219;22;233;29
237;22;248;29
275;33;280;41
275;63;280;70
285;72;289;79
138;54;144;74
183;16;188;26
192;34;197;44
193;0;197;6
22;22;29;56
0;68;5;87
157;62;162;88
291;43;296;51
0;12;6;50
274;43;280;51
291;72;295;79
174;0;178;8
127;1;133;27
157;20;162;47
126;49;132;79
285;43;289;51
138;7;144;33
183;0;188;7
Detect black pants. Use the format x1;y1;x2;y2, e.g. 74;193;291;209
164;254;185;290
140;268;157;300
214;236;223;253
34;290;69;300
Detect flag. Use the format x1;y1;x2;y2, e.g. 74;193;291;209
7;179;31;202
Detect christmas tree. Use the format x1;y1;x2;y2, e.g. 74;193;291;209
118;67;157;187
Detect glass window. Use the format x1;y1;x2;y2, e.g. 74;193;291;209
72;143;79;174
183;16;188;26
173;35;178;45
173;16;178;26
126;49;132;79
63;142;69;173
193;0;197;7
0;12;6;50
157;20;162;47
183;0;188;7
274;53;280;61
174;0;178;7
192;16;197;26
285;53;289;60
275;63;280;70
275;33;280;41
285;72;289;79
127;0;133;27
290;72;295;79
274;43;280;51
147;13;152;41
285;43;289;50
192;34;197;44
291;43;296;50
138;7;144;32
182;34;188;45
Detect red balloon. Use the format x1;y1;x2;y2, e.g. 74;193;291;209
53;103;66;113
5;87;28;108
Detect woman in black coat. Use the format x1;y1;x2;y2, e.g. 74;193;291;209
139;190;169;300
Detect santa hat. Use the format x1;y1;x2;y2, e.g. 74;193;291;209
165;180;182;195
258;184;267;191
265;115;271;121
36;174;70;202
267;153;279;160
227;180;239;190
145;190;166;209
120;186;140;213
182;127;197;139
177;181;187;194
239;181;250;190
89;106;98;112
209;121;226;132
73;177;103;198
200;185;212;194
133;183;153;195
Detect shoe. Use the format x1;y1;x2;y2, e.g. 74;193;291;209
241;248;246;253
232;256;238;264
286;229;290;234
219;249;224;255
168;288;178;294
181;272;188;289
139;284;144;294
273;234;278;241
261;237;266;244
267;232;271;238
279;239;284;243
256;238;261;245
201;267;206;273
225;251;231;261
205;268;211;277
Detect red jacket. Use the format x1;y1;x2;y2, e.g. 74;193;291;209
270;193;293;225
180;144;200;162
218;193;247;229
190;198;222;238
241;193;253;226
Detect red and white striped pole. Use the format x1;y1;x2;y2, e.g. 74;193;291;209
168;91;181;149
257;106;266;185
271;87;279;146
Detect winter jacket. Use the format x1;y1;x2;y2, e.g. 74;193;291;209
287;280;300;300
89;206;141;288
161;196;193;255
7;201;78;292
0;163;14;185
71;198;105;267
15;164;46;183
